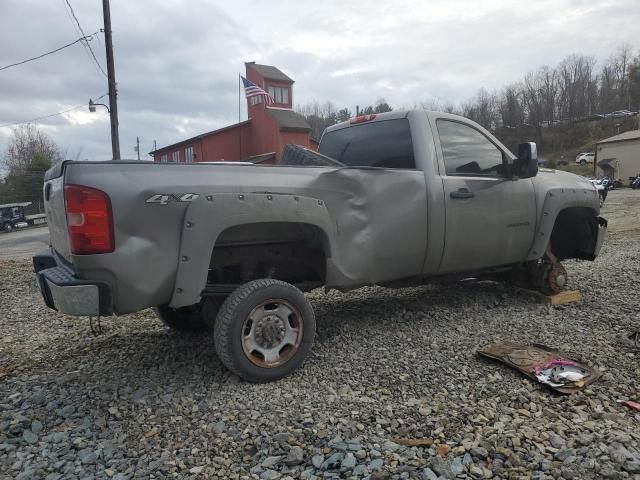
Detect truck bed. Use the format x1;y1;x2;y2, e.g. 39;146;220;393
43;160;429;314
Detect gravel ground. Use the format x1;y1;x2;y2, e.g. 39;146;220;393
1;190;639;480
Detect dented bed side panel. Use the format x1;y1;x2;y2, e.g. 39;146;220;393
62;162;429;314
170;167;428;308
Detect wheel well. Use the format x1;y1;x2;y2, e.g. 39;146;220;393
549;207;599;261
207;222;329;291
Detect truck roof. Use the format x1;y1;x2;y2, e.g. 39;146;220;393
323;109;475;137
324;110;410;135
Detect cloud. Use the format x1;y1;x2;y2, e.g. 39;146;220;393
0;0;639;161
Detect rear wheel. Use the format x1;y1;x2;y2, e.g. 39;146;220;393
213;279;315;382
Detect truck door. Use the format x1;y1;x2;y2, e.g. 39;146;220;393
434;118;536;273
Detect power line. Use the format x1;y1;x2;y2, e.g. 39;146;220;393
0;32;101;72
58;1;104;81
0;93;107;129
62;0;108;78
60;1;106;80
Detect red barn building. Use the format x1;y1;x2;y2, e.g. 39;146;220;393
150;62;313;164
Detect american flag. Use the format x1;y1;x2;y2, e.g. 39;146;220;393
241;76;274;105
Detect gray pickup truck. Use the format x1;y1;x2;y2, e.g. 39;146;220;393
34;110;607;382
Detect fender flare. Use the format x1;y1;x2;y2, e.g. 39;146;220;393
526;187;599;261
169;192;335;308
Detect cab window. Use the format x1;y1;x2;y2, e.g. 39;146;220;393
318;119;415;169
437;120;506;176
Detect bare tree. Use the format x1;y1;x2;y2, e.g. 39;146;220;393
296;100;340;140
0;124;61;206
556;54;596;120
498;83;525;127
629;54;640;120
462;88;499;130
2;124;62;176
420;98;459;114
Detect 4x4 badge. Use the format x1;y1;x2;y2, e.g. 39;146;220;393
145;193;199;205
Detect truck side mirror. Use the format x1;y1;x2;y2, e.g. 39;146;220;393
514;142;539;179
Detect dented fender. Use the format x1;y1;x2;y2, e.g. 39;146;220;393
169;167;428;308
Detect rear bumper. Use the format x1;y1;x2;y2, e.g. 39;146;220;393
33;249;112;316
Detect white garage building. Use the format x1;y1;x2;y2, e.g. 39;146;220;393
596;130;640;184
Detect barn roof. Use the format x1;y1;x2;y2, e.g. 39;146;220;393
246;62;294;83
597;129;640;145
149;120;251;154
266;108;310;131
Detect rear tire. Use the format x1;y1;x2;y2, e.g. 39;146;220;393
213;279;315;382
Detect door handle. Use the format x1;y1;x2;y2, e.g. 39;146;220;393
450;188;475;199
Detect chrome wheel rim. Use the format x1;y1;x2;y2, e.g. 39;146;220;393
241;299;303;368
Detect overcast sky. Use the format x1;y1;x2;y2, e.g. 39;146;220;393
1;0;639;163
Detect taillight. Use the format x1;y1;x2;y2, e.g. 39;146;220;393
350;114;376;124
64;184;114;254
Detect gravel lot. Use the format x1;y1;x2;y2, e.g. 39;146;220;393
1;190;639;480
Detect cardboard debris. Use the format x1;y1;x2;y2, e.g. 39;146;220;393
478;341;600;394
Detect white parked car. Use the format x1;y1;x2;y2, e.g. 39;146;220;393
576;153;595;165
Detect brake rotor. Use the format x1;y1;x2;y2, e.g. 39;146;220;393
547;262;568;294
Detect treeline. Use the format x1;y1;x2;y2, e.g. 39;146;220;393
440;45;639;132
297;44;640;158
449;45;640;159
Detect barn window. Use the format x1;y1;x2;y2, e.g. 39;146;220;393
267;86;289;105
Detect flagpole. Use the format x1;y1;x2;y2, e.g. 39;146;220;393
238;73;241;160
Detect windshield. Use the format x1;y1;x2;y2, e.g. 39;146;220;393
318;118;415;169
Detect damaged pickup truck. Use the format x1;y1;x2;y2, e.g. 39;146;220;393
34;110;607;382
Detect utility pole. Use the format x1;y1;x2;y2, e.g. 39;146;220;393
102;0;120;160
136;136;140;160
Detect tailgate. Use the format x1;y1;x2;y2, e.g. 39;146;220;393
43;169;72;261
